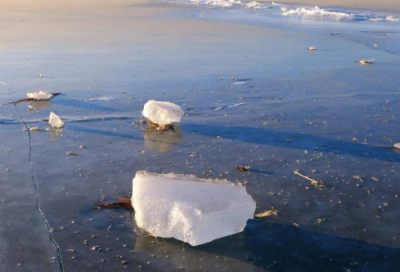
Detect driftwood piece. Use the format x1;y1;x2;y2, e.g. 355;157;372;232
254;210;278;218
93;196;133;210
294;171;324;188
146;120;174;131
236;165;250;172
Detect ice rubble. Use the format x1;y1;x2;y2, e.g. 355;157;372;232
245;1;264;9
191;0;242;8
281;6;352;19
281;6;400;22
48;112;65;128
131;171;256;246
189;0;400;22
191;0;283;9
143;100;184;126
27;90;53;100
386;16;400;22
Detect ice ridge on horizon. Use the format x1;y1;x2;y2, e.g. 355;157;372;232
186;0;400;23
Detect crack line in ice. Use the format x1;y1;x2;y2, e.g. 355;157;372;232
1;82;64;272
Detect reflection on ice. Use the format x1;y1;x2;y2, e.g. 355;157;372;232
134;234;264;272
27;100;52;110
48;127;64;141
143;125;183;152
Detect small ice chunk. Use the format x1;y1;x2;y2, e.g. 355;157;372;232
27;90;53;100
386;15;400;22
394;143;400;149
29;127;40;132
143;100;184;126
132;171;256;246
308;47;317;51
245;1;264;9
49;112;65;128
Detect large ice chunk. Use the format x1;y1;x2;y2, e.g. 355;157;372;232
48;112;65;128
394;143;400;149
27;90;53;100
143;100;184;126
132;171;256;246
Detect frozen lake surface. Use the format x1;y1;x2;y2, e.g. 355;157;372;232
1;0;400;271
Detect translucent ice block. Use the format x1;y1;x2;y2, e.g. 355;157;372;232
27;90;53;100
143;100;184;126
132;171;256;246
48;112;65;128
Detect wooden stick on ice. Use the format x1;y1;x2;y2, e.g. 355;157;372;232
294;171;324;188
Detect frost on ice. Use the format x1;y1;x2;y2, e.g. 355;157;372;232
48;112;65;128
143;100;184;126
27;90;53;100
131;171;256;246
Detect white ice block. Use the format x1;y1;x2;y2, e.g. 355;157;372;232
394;143;400;149
131;171;256;246
27;90;53;100
143;100;184;126
48;112;65;128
